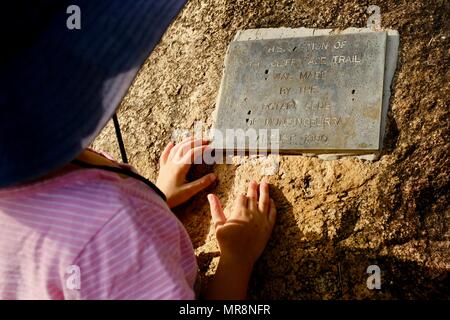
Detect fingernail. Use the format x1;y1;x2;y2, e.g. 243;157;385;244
209;173;216;182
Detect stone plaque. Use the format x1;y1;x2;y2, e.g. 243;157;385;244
212;31;388;154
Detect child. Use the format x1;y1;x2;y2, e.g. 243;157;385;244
0;1;276;299
0;138;276;299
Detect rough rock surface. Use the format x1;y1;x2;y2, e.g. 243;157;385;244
93;0;449;299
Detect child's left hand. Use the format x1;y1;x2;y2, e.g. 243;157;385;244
156;137;216;208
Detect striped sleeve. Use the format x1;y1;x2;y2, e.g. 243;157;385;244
70;204;195;300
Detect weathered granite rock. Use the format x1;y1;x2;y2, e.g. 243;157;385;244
93;0;449;299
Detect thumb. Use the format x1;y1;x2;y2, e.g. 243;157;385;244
207;194;226;230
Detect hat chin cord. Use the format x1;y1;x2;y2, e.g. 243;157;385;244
112;113;128;164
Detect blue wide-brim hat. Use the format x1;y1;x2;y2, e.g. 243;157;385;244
0;0;186;188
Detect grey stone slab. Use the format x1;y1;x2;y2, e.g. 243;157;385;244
212;29;391;154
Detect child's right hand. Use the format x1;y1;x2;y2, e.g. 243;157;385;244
207;181;277;269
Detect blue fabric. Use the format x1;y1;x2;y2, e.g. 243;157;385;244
0;0;187;187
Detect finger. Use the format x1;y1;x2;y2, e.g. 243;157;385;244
178;145;210;166
160;142;174;165
168;136;194;160
258;182;270;214
174;138;209;160
246;180;258;211
207;194;226;230
268;199;277;226
181;173;216;199
236;194;247;209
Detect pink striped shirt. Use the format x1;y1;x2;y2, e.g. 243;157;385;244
0;166;197;300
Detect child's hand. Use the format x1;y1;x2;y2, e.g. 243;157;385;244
207;181;277;269
156;137;216;208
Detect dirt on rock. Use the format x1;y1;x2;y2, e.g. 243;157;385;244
93;0;449;299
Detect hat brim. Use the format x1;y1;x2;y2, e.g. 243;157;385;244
0;0;187;188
